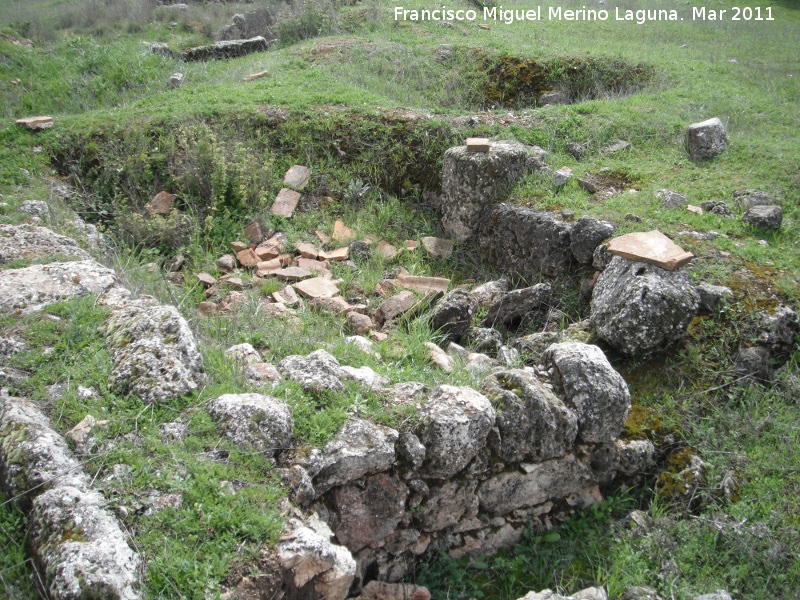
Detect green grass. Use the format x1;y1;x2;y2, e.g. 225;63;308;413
0;0;799;597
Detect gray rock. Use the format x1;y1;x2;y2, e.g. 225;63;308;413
592;243;614;270
482;369;578;463
340;365;389;390
278;465;315;506
313;419;399;496
224;343;261;365
31;486;141;600
331;473;408;551
159;421;188;443
478;454;600;516
415;480;478;532
278;349;345;392
145;41;174;57
479;205;573;279
182;36;271;61
566;141;588;160
686;117;728;159
742;205;782;229
430;289;478;340
106;303;204;404
168;72;183;88
417;385;496;479
734;346;771;381
615;439;656;476
469;278;510;309
692;592;732;600
465;327;503;355
0;260;118;315
570;217;615;264
696;282;733;314
0;224;91;265
440;141;533;241
482;283;551;331
217;254;237;273
621;587;663;600
700;200;733;218
397;431;426;468
591;257;700;357
497;345;519;366
277;520;356;600
757;305;799;355
19;200;49;216
208;393;293;456
732;189;775;210
545;342;630;442
655;189;686;210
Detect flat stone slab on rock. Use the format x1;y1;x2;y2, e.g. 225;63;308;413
606;230;694;271
294;276;340;299
466;137;491;152
283;165;311;190
272;188;302;218
236;248;260;267
274;267;313;282
0;260;118;315
15;115;53;130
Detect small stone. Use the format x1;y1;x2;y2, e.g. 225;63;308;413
405;240;420;251
244;362;282;383
420;236;454;259
375;291;416;326
243;221;263;244
687;204;704;215
272;188;301;218
319;247;349;261
315;230;331;244
374;240;399;259
606;230;694;271
566;141;587;159
230;241;248;253
732;189;775;210
370;331;389;342
283;165;311;190
217;254;236;273
346;312;373;335
466;137;491;153
393;273;450;293
552;166;573;187
603;139;631;154
243;69;269;82
425;342;454;373
257;258;282;276
686;117;728;159
274;267;312;282
255;245;279;261
625;213;643;222
696;282;733;314
294;277;340;299
197;301;218;316
273;285;300;306
197;272;216;287
236;248;260;268
168;72;183;88
309;296;350;314
655;189;687;210
295;257;329;276
145;191;176;216
15;116;54;130
345;335;378;357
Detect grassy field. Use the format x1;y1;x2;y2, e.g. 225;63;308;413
1;0;799;598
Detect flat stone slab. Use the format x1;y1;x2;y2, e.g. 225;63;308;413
272;188;302;218
606;230;694;271
274;267;312;282
319;247;348;261
420;236;454;259
332;220;356;243
294;277;340;299
466;137;490;153
295;242;318;259
236;248;260;268
283;165;311;190
392;273;450;293
15;116;53;130
374;240;398;259
145;191;175;216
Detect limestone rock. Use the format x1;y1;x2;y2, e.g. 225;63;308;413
734;346;771;381
278;521;356;600
482;369;578;463
686;117;728;159
278;349;345;393
420;236;454;259
312;419;398;496
757;305;799;355
417;385;495;479
0;260;118;315
341;365;389;390
440;141;532;241
469;278;510;309
331;473;408;551
464;327;503;355
182;36;271;61
655;189;687;210
208;393;293;456
430;289;478;340
732;189;775;210
224;343;261;365
479;205;573;279
415;480;478;532
696;282;733;314
294;277;340;299
482;283;551;331
478;454;600;515
570;217;615;264
425;342;454;373
284;165;311;190
106;303;204;404
272;188;302;218
616;439;656;476
544;342;630;443
591;257;700;358
742;205;782;229
15;116;54;130
0;224;91;265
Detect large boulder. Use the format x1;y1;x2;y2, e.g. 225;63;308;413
0;260;118;315
482;369;578;463
207;393;293;456
278;349;345;392
686;117;728;159
479;205;573;279
312;419;398;496
440;141;533;241
591;257;699;357
482;283;551;331
570;217;615;264
430;289;478;341
544;342;631;443
416;385;496;479
106;303;205;404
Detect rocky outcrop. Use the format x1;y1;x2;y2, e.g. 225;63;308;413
106;302;205;404
0;397;141;599
479;205;573;279
591;257;699;358
440;141;534;241
0;224;91;265
0;260;118;315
